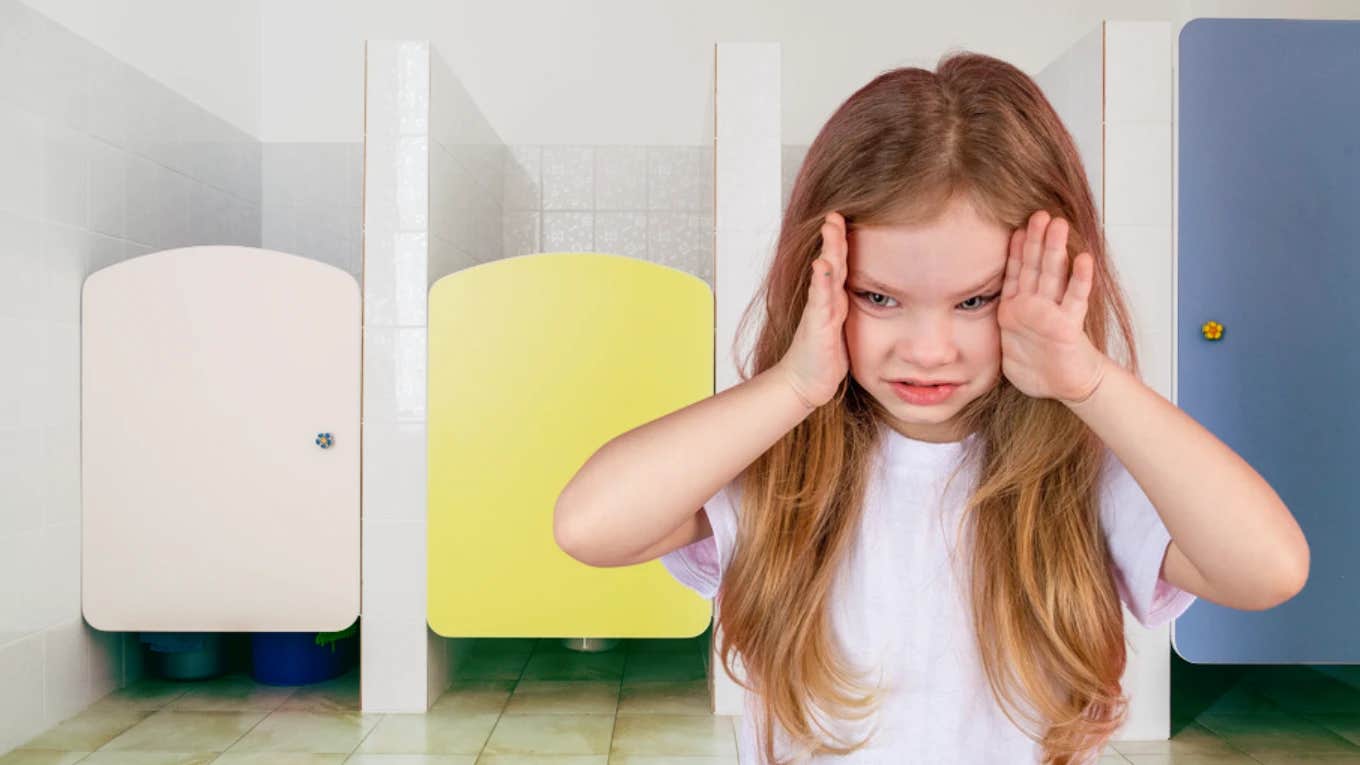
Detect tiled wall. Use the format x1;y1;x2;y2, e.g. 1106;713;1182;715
501;146;716;284
0;0;263;753
262;142;364;282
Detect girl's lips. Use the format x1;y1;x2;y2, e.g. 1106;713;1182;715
890;380;961;405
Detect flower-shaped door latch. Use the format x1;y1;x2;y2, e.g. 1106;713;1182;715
316;432;335;449
1201;321;1224;341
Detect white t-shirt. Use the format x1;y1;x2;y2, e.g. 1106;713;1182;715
660;423;1197;764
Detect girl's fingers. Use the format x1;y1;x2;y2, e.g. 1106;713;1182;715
1039;217;1070;302
1061;252;1093;318
1003;228;1024;299
1018;210;1047;295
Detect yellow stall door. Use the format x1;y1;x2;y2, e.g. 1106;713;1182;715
428;252;714;638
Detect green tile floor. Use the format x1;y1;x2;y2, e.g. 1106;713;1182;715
3;629;1359;764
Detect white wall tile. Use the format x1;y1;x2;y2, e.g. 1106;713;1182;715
360;520;426;621
0;633;45;753
1105;21;1173;124
648;147;710;212
361;420;426;524
715;43;781;142
595;147;648;210
502;211;540;258
42;126;89;230
0;102;45;220
542;211;593;252
359;615;429;714
595;212;647;259
542;146;594;211
503;146;541;211
0;209;45;321
715;137;780;232
42;224;87;326
0;425;45;537
362;327;427;423
42;421;80;528
43;620;89;724
1104;120;1172;227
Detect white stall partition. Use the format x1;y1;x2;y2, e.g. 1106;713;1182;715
1036;20;1176;742
81;246;361;632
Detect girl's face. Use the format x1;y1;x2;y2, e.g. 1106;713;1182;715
844;194;1012;443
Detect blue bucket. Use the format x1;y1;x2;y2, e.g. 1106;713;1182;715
250;622;358;686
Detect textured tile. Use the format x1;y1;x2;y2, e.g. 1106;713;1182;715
79;755;216;764
480;713;614;756
542;147;593;211
478;751;606;756
212;755;347;765
502;682;619;716
622;652;704;685
1115;723;1246;756
222;710;381;753
503;146;541;211
593;212;646;259
0;752;91;765
606;751;734;756
98;710;268;752
428;680;514;716
165;674;297;713
617;681;709;716
519;649;624;682
647;147;710;212
345;755;475;764
18;709;151;750
1121;754;1260;764
594;147;648;210
354;712;499;755
501;212;540;259
608;714;737;758
277;670;362;712
542;212;593;253
647;212;712;282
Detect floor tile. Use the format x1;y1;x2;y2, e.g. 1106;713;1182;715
223;710;383;753
96;710;268;752
18;710;152;750
502;682;619;716
354;713;500;755
608;714;737;758
616;681;710;716
480;714;615;756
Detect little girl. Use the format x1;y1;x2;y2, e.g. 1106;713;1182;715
553;50;1310;764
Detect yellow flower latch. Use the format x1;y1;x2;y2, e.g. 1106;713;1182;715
1201;321;1224;341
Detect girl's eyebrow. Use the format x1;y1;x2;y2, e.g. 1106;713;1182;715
851;268;1006;299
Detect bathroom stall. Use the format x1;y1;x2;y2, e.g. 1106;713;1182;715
361;38;738;712
81;246;361;673
1174;18;1360;664
1031;20;1178;740
368;24;1191;744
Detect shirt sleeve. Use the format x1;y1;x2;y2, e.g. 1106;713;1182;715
659;479;741;600
1099;448;1198;628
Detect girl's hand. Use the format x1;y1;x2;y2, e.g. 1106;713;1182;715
998;210;1109;405
776;212;852;410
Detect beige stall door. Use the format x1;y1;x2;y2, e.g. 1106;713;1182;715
81;247;360;632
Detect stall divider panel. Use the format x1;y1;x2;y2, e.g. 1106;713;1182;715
1176;18;1360;662
427;252;713;638
81;246;361;632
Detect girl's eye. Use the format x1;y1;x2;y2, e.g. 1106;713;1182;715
855;290;897;308
958;292;1002;311
852;290;1002;312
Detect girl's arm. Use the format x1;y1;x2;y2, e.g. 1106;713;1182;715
1066;359;1310;611
554;364;813;568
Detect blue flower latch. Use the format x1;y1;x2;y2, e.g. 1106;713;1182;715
315;432;335;449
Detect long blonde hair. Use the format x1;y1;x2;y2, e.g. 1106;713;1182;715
716;51;1141;764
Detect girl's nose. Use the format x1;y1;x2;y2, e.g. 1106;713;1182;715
897;315;958;367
